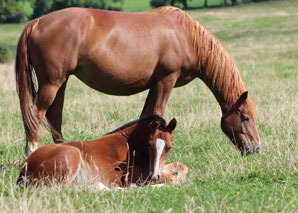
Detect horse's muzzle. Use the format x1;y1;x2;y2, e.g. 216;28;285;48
241;144;261;156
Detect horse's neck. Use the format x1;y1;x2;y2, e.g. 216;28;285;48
197;41;246;114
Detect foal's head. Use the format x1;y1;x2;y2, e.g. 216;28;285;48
221;91;261;156
127;115;176;184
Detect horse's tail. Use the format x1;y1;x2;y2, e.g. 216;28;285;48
15;19;40;140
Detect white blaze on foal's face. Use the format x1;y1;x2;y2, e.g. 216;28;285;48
153;138;165;177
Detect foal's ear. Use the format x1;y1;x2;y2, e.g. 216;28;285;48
167;118;177;133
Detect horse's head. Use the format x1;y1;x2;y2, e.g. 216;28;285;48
147;117;177;182
221;91;261;156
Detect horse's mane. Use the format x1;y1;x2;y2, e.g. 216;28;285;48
156;6;255;115
104;115;166;136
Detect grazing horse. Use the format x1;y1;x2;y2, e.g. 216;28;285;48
17;115;187;188
15;6;261;156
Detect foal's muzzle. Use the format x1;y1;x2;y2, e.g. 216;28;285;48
149;173;160;182
151;174;161;182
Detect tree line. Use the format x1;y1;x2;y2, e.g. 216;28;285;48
0;0;124;23
0;0;270;23
150;0;268;9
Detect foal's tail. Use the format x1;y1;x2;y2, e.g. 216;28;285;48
15;19;39;140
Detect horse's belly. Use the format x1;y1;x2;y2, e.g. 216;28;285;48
74;65;153;96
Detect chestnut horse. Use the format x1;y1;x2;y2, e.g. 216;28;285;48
17;115;188;188
15;6;261;156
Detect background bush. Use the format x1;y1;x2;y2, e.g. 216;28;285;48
0;0;26;23
31;0;124;18
150;0;270;9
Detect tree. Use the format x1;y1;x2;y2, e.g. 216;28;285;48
31;0;53;18
0;0;25;23
31;0;124;18
150;0;189;9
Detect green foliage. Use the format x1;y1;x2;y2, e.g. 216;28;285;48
150;0;168;8
31;0;124;18
150;0;271;9
31;0;53;18
0;0;26;23
150;0;189;9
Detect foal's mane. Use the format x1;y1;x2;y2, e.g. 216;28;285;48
157;6;255;115
104;115;166;136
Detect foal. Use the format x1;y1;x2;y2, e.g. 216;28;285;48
17;115;187;188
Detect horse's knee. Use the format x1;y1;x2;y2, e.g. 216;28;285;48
25;141;38;157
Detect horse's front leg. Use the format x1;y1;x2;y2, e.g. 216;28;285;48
141;72;180;117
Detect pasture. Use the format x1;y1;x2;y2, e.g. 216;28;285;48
0;0;297;212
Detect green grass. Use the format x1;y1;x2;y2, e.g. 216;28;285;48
0;23;25;62
122;0;152;12
0;0;297;212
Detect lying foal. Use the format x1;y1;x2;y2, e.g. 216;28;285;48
17;115;188;189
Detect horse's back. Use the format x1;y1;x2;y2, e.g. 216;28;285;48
27;7;194;94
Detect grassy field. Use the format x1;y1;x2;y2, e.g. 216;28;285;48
0;0;297;212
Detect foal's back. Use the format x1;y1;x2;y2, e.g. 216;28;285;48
18;135;128;186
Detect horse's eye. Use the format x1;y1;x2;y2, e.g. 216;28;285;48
241;114;249;122
165;147;171;153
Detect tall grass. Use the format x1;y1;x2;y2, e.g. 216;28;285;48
0;0;297;212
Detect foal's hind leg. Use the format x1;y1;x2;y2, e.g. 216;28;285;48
46;80;68;144
25;84;61;156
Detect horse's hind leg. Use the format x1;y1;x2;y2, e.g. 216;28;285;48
25;83;61;156
46;80;68;144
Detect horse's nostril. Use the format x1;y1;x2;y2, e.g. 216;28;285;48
255;147;261;154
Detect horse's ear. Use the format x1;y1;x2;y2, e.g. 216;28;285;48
239;91;248;104
231;91;248;112
222;91;248;118
167;118;177;133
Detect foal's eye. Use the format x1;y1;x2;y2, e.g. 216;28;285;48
165;147;171;153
